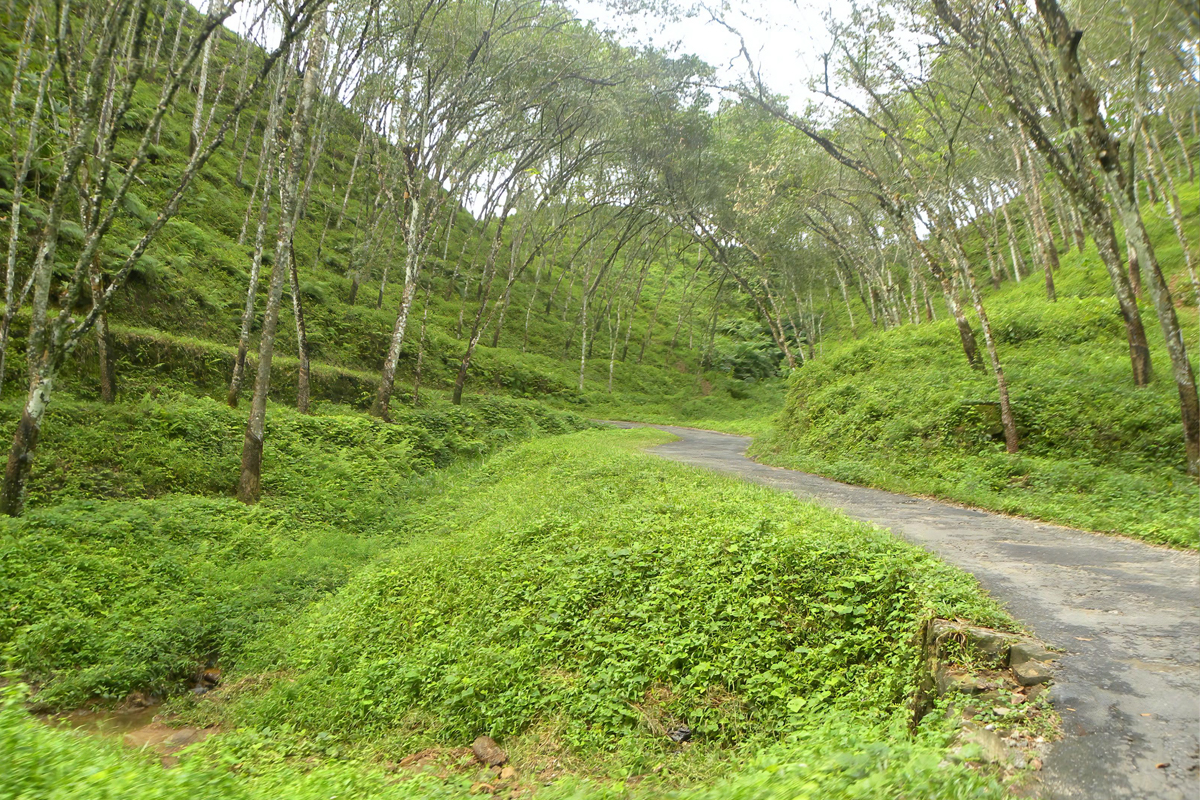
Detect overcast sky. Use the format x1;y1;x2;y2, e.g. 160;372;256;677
566;0;837;110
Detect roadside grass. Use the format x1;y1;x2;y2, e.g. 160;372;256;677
754;286;1199;548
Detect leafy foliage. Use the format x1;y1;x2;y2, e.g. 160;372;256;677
0;394;594;706
224;429;1006;765
758;248;1199;547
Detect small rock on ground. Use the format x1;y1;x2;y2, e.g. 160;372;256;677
472;735;507;767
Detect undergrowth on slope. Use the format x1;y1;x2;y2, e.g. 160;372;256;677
0;394;593;706
756;195;1200;549
208;429;1008;779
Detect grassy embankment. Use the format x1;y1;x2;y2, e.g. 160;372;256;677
753;182;1200;548
2;427;1019;799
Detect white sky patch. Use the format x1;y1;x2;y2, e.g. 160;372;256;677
566;0;838;112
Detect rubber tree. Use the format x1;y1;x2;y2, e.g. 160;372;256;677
237;8;329;503
931;0;1197;473
0;0;327;516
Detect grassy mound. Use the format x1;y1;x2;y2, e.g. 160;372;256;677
1;428;1012;799
0;394;593;707
210;429;1007;775
755;203;1200;548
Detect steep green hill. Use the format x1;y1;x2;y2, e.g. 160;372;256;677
1;26;768;426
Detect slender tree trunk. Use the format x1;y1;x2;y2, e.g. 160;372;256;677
579;260;591;391
234;102;261;190
621;255;650;361
89;258;116;402
522;249;548;353
373;202;424;418
1165;110;1194;181
1127;242;1143;301
228;139;281;405
412;280;432;406
238;16;325;503
1145;126;1199;300
638;266;672;365
348;186;386;306
229;70;287;406
1107;173;1200;475
947;229;1018;452
1067;196;1087;253
289;242;311;414
375;227;400;310
335;121;369;229
607;310;620;392
189;4;218;157
1087;203;1155;386
452;208;511;405
670;249;702;350
0;371;52;516
1016;143;1057;301
999;203;1025;282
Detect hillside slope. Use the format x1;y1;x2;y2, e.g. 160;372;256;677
754;185;1200;547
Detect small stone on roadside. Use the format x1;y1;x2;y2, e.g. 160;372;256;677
668;725;692;743
1012;661;1052;686
957;726;1008;764
1008;641;1055;667
500;766;516;781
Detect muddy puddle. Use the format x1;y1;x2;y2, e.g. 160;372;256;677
38;702;214;764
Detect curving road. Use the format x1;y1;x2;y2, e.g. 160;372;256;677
605;422;1200;800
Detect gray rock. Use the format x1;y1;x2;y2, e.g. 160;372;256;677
936;666;984;695
1009;640;1055;667
965;626;1019;662
953;724;1009;764
931;621;1020;666
1013;660;1053;686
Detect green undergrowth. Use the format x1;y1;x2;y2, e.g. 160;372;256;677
0;392;593;707
2;428;1011;798
187;429;1010;781
2;391;592;513
755;277;1199;548
0;679;1004;800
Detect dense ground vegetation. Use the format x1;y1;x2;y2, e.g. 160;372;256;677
754;189;1200;547
0;0;1194;795
0;393;593;706
3;429;1014;798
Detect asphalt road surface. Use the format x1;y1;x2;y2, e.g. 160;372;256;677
605;422;1200;800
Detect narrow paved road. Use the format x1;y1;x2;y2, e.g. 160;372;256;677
606;422;1200;800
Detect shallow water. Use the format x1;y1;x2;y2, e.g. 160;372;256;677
39;704;162;738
